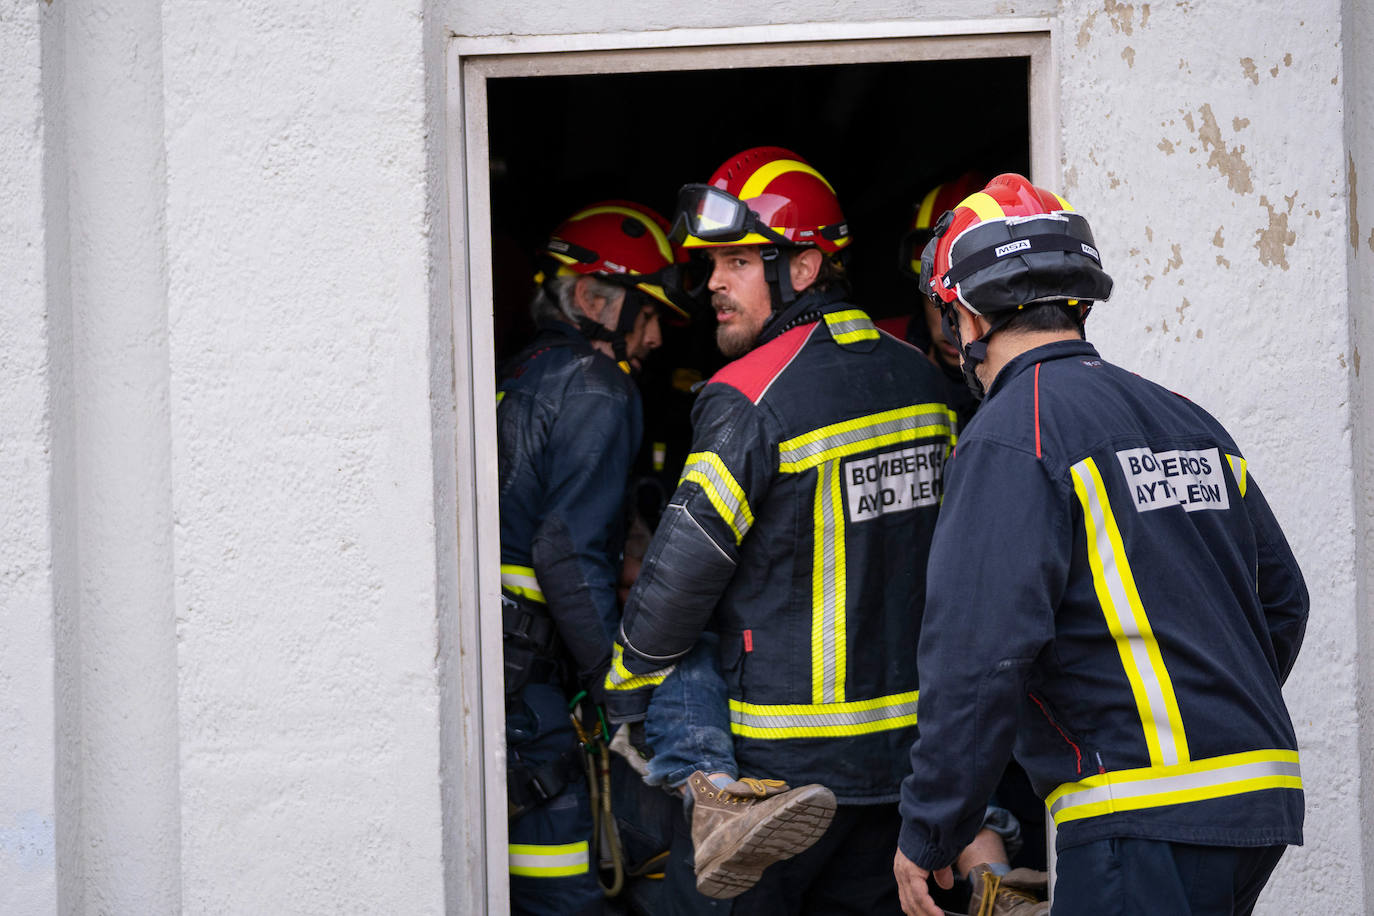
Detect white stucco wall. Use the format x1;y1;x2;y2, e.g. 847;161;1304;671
158;1;447;911
0;0;1366;912
1056;2;1363;910
1;2;62;911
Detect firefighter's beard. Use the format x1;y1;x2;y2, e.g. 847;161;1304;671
714;293;768;359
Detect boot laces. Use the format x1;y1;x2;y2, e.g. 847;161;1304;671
732;777;787;797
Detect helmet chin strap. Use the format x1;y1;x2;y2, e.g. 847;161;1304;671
941;305;1015;401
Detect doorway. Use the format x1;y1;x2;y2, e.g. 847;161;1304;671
447;25;1055;909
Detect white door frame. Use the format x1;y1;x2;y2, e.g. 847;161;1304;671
443;19;1058;910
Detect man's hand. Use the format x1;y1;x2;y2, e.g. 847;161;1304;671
893;847;953;916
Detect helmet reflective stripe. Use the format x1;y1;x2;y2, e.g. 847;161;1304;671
569;203;675;266
740;158;838;198
957;191;1010;223
915;183;945;231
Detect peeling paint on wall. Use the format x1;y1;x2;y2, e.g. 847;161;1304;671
1105;0;1135;34
1176;298;1191;323
1158;137;1175;154
1195;104;1253;194
1256;194;1297;269
1212;227;1224;247
1162;243;1183;274
1077;11;1099;48
1122;46;1136;67
1232;116;1250;131
1241;57;1259;84
1217;255;1231;268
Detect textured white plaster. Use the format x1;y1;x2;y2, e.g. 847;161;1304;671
1056;1;1361;911
443;0;1058;38
0;1;61;911
61;0;183;910
1343;0;1374;901
159;1;446;911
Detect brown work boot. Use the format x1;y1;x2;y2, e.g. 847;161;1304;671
966;864;1050;916
686;771;837;899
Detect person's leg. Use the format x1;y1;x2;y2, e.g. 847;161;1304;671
1232;845;1286;916
507;682;603;916
644;634;737;788
1052;837;1185;916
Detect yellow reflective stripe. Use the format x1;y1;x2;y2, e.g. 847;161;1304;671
778;404;954;472
509;840;590;877
500;564;545;604
958;191;1006;222
681;451;754;544
496;390;505;404
824;309;880;345
740;158;837;198
572;204;674;263
1071;457;1189;766
729;690;919;739
604;643;675;692
1226;454;1248;498
947;406;961;446
1046;749;1301;826
915;183;943;230
1051;192;1075;212
811;458;848;704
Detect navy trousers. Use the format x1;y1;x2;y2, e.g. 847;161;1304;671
507;682;603;916
1052;837;1287;916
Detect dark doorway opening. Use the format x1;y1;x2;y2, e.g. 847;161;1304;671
484;55;1045;884
486;55;1030;361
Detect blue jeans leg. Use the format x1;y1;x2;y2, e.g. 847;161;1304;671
645;634;738;789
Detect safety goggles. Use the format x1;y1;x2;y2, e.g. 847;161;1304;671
669;184;791;247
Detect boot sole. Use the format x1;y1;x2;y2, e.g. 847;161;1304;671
695;785;837;899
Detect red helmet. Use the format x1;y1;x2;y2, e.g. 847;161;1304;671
540;201;688;319
899;172;987;280
923;173;1112;316
671;147;850;254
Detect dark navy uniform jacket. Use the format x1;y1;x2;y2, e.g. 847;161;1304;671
610;290;956;803
497;320;642;689
898;339;1307;868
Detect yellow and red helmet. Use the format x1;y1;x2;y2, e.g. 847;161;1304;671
899;172;987;280
539;200;689;319
923;173;1113;316
670;147;850;254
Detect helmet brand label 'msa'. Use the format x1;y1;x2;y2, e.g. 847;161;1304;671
844;444;947;522
994;239;1032;258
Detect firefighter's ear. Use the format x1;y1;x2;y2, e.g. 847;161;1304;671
789;247;823;293
571;276;602;320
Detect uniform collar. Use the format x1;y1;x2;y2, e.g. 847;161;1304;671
983;339;1100;401
755;286;850;348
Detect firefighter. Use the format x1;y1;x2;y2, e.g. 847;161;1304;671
893;172;988;429
893;174;1307;916
498;201;686;915
603;147;958;911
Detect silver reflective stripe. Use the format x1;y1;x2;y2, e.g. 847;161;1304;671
778;407;953;471
815;458;844;703
731;695;919;732
680;451;753;542
824;310;879;344
509;843;589;876
1049;755;1302;822
1070;457;1187;767
500;566;544;602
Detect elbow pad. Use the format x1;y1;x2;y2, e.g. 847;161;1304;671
620;503;737;664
